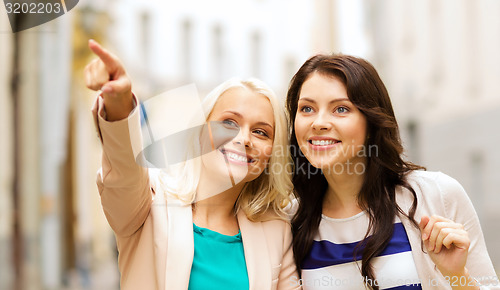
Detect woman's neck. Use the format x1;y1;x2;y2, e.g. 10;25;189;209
192;173;244;235
322;163;365;219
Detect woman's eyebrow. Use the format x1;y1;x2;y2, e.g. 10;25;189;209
223;110;242;117
256;122;274;130
298;97;350;104
223;110;274;129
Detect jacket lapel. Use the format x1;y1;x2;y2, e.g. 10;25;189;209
165;197;194;290
151;184;168;290
237;210;272;290
396;183;438;289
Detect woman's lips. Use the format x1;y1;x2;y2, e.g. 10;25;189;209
308;138;341;151
219;148;255;165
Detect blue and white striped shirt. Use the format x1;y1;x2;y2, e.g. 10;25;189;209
301;211;422;289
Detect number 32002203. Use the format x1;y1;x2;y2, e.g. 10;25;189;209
5;2;62;14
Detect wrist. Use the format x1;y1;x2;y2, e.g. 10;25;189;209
441;267;468;278
102;92;135;121
104;91;134;106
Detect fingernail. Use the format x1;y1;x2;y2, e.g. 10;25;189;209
422;233;428;240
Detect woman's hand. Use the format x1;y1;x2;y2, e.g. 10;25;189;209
419;215;470;277
84;39;134;121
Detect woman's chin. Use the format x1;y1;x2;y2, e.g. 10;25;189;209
307;159;331;171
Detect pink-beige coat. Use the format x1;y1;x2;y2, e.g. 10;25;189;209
92;95;301;290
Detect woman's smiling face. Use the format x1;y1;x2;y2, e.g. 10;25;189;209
201;86;275;185
294;72;368;171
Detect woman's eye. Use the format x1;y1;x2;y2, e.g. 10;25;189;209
254;129;269;137
222;119;238;127
335;106;349;114
300;106;313;113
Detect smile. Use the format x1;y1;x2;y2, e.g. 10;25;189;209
220;149;255;164
308;138;341;150
310;140;337;146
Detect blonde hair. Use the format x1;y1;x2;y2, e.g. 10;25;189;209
154;77;292;221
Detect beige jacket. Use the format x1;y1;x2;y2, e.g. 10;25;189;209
92;95;300;290
397;170;499;289
289;170;498;289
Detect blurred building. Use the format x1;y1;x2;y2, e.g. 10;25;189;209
1;10;45;289
1;9;14;289
363;0;500;272
1;2;119;289
105;0;319;101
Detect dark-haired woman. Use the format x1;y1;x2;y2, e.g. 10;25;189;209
286;54;498;289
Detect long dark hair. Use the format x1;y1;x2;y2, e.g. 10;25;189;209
287;54;425;289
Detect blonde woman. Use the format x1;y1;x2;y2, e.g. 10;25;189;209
85;40;299;290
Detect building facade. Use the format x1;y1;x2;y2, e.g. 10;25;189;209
364;0;500;271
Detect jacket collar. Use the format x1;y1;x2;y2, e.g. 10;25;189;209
164;197;194;290
237;210;272;290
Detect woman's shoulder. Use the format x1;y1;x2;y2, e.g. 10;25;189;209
256;210;294;242
148;168;191;203
256;210;291;224
403;170;469;205
405;170;463;190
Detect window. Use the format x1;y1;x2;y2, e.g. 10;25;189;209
250;31;261;78
181;19;192;81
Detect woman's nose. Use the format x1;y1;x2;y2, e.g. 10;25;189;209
233;129;252;147
311;111;332;131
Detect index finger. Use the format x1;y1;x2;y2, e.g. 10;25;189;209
419;215;430;231
419;215;430;240
88;39;118;70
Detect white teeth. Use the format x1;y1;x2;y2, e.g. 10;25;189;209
226;152;249;163
311;140;335;146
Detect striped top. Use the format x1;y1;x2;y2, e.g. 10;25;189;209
301;211;422;289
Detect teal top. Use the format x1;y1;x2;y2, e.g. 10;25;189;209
188;223;249;290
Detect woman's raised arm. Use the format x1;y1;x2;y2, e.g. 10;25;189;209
87;40;152;238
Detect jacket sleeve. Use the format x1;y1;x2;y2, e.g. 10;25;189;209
277;222;301;290
437;172;499;289
93;94;152;238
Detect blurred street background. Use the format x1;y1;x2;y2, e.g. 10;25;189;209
1;0;499;289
